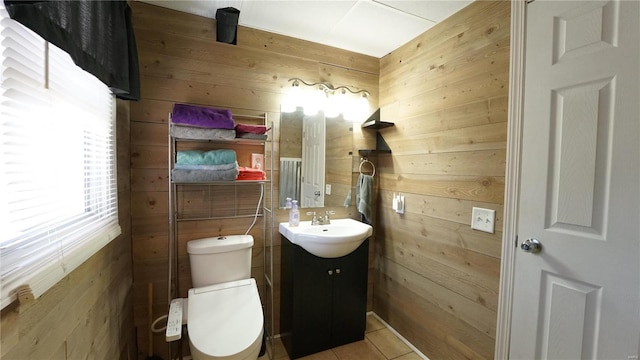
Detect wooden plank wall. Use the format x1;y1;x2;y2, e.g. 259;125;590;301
374;2;510;359
129;2;379;358
0;100;135;360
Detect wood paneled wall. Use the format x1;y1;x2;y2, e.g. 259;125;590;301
374;2;510;359
0;101;135;360
129;2;379;358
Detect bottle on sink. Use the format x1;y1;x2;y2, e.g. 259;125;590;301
289;200;300;227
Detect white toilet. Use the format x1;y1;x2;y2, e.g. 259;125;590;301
187;235;264;360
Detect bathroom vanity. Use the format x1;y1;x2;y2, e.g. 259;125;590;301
280;233;369;359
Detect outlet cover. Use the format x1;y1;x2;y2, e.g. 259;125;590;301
471;207;496;233
251;153;264;170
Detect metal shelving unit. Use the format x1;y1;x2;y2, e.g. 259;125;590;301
167;113;275;359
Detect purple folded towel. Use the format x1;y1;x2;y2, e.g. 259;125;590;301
171;103;235;129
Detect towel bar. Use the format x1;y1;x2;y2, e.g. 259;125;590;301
359;158;375;177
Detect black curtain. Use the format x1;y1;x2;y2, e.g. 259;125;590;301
4;0;140;101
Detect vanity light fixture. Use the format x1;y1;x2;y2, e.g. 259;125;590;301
281;80;301;113
282;78;370;122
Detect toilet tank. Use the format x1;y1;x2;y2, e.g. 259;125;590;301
187;235;253;288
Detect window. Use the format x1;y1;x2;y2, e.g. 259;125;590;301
0;4;120;309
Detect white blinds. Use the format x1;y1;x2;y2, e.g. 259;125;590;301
0;5;120;309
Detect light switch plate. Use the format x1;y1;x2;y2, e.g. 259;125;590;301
392;193;404;214
397;195;405;214
471;207;495;233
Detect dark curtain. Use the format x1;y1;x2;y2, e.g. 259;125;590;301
4;0;140;100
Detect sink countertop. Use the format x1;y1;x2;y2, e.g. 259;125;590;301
279;218;373;258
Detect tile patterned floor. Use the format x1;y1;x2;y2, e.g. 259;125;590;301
260;314;426;360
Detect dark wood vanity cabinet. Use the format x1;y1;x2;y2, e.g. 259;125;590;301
280;236;369;359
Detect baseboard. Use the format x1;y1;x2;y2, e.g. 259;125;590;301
368;311;430;360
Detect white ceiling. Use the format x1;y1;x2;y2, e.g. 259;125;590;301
139;0;472;58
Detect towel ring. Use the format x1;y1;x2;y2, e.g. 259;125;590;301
359;158;375;177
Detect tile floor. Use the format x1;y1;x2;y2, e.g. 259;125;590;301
260;313;426;360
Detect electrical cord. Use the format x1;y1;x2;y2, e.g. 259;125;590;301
245;184;264;235
151;314;168;333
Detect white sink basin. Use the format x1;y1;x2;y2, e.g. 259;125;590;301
279;218;373;258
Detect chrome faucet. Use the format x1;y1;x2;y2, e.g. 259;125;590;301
306;211;319;225
319;210;335;225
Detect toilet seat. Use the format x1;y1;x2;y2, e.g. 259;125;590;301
188;278;264;360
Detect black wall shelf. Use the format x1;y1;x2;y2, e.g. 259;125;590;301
359;109;393;156
361;108;393;130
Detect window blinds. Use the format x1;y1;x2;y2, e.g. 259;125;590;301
0;5;120;309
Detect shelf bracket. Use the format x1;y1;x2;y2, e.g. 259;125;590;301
358;108;393;156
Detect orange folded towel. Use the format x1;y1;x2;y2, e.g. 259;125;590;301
237;166;266;180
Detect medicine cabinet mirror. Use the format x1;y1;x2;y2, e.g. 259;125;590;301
279;107;353;209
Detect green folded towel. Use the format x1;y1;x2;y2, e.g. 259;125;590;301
176;149;237;166
356;174;373;222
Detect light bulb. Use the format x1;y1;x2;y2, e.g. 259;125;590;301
324;91;340;118
282;82;301;112
343;93;363;122
304;86;326;116
327;89;347;118
356;93;370;121
303;103;318;116
281;98;296;113
335;89;348;111
289;82;302;105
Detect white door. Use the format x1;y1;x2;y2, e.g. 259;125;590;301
300;113;325;207
510;1;640;359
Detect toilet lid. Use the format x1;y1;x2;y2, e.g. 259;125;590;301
188;278;264;358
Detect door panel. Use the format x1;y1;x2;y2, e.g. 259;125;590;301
510;1;640;359
300;113;325;207
538;272;601;359
293;243;333;356
547;78;612;233
331;239;368;348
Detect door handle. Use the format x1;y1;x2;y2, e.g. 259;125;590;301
521;238;542;253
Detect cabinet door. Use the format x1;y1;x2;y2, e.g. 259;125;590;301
292;245;333;356
331;239;369;347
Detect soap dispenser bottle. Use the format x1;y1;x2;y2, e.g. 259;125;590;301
289;200;300;226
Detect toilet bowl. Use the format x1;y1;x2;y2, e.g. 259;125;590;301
188;278;264;360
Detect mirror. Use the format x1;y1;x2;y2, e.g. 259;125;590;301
279;107;353;208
